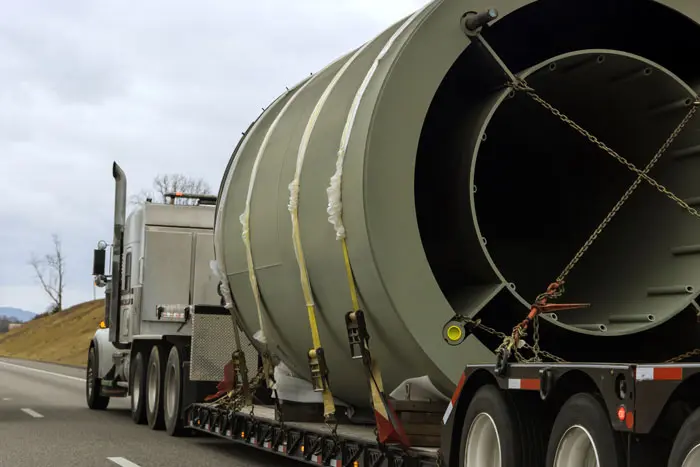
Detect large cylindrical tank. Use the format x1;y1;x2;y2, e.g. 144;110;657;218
214;0;700;408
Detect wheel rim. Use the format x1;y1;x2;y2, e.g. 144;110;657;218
132;363;141;409
553;425;600;467
165;363;177;418
682;444;700;467
148;359;158;410
464;412;501;467
87;357;94;397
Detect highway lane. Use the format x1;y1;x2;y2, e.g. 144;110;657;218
0;357;300;467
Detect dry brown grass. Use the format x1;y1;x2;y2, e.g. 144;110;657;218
0;299;104;367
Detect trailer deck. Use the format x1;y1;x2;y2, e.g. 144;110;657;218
186;403;440;467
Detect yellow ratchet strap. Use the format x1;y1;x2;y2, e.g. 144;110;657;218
290;198;336;421
340;238;387;413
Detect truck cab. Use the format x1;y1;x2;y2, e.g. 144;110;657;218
86;162;258;435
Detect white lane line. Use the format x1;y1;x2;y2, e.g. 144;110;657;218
107;457;141;467
21;408;44;418
3;397;11;401
0;360;84;382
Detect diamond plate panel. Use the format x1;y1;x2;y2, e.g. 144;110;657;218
190;311;259;382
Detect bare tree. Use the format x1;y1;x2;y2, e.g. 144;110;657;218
29;234;65;314
129;173;213;206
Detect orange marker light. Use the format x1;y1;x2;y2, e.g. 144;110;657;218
617;405;626;421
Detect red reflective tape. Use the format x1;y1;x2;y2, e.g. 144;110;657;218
451;372;467;405
654;367;683;381
520;378;540;391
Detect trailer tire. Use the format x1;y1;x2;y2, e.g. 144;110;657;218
86;346;109;410
146;344;166;430
163;345;186;436
459;384;538;467
668;406;700;467
130;351;147;424
546;393;624;467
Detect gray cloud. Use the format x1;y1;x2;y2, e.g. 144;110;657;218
0;0;428;313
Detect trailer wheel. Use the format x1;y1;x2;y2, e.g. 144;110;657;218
86;347;109;410
459;384;538;467
163;345;187;436
546;393;624;467
668;406;700;466
146;344;166;430
130;351;147;424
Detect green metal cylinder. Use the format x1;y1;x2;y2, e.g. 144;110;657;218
215;0;700;408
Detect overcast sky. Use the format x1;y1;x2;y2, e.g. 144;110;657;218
1;0;429;314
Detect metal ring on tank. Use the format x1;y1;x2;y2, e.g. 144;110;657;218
468;49;700;336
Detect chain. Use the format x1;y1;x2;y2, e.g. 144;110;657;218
489;77;699;365
324;417;341;458
511;79;700;284
531;314;541;360
460;316;566;363
665;348;700;363
211;367;266;413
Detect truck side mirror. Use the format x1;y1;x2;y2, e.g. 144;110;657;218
93;248;106;276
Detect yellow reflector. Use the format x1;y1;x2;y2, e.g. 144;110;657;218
99;321;106;329
446;325;462;341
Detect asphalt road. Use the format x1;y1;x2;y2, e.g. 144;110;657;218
0;357;299;467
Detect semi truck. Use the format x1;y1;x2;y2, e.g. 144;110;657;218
86;0;700;465
86;169;261;434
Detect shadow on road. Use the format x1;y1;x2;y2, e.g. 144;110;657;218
100;408;302;466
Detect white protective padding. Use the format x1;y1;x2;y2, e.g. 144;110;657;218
209;260;233;309
270;361;349;407
326;6;428;240
240;69;330;345
389;375;451;403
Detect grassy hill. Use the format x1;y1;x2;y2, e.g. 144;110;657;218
0;299;104;367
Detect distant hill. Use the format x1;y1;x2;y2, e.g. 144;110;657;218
0;307;36;322
0;300;104;366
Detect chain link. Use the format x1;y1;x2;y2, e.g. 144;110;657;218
512;79;700;284
461;316;566;363
209;367;266;413
463;76;700;365
665;348;700;363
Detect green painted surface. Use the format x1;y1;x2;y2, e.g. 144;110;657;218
214;0;700;408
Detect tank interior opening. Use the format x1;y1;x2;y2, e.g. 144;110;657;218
475;50;700;326
416;0;700;339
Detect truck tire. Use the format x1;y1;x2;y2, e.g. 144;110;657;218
130;351;147;424
163;345;187;436
458;384;542;467
146;344;166;430
668;406;700;466
546;393;624;467
86;346;109;410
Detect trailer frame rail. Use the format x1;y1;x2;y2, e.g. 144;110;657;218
186;403;440;467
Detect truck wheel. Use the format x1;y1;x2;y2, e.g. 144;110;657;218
86;347;109;410
546;393;624;467
163;345;187;436
146;344;166;430
668;406;700;466
130;351;147;424
459;384;540;467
